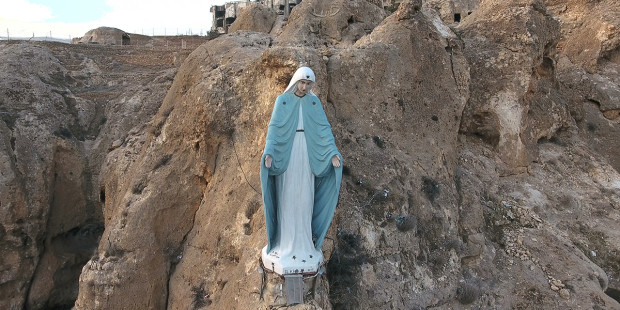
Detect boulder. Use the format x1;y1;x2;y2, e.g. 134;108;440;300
547;0;620;172
546;0;620;73
457;0;568;170
276;0;387;47
229;3;278;34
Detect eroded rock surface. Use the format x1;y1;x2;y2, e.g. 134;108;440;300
0;39;201;309
277;0;387;47
457;0;566;170
229;3;278;34
0;43;100;310
1;0;619;309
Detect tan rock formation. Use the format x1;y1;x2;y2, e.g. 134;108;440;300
0;43;101;310
324;1;470;307
457;0;566;170
0;39;189;309
1;0;619;309
545;0;620;172
74;0;619;308
229;3;278;34
276;0;387;47
547;0;620;73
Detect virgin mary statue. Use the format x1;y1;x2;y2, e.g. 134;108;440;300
260;67;343;275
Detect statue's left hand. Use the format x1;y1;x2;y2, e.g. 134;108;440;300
331;155;341;167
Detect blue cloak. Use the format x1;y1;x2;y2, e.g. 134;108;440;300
261;92;343;253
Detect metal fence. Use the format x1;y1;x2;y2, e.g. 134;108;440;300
1;29;72;43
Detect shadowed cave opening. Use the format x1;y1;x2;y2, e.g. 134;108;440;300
28;153;106;308
34;223;104;309
606;287;620;303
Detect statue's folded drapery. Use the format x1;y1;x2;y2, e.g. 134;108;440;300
260;92;342;254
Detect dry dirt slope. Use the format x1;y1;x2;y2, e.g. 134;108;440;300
1;0;619;309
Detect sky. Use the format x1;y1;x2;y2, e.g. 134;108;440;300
0;0;229;39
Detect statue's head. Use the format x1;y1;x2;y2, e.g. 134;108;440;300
284;67;316;96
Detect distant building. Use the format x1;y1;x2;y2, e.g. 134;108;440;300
209;0;480;34
210;0;302;34
210;1;254;34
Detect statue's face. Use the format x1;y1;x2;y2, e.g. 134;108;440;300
295;80;312;96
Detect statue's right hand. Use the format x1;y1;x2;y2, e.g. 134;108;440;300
265;155;272;168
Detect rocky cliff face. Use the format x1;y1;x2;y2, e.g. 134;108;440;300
0;40;200;309
0;43;103;309
1;0;619;309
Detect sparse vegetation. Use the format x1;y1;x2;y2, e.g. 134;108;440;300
245;200;261;219
132;178;147;194
372;135;385;148
327;230;367;309
191;282;212;309
395;215;416;232
421;177;440;203
571;224;620;295
153;154;173;170
456;282;481;304
385;3;400;13
206;31;220;41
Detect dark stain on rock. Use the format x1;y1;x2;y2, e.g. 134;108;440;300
373;136;385;148
421;177;440;203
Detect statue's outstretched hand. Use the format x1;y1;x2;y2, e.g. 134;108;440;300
265;155;272;168
331;155;341;167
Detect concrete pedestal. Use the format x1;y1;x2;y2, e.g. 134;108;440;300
259;265;332;309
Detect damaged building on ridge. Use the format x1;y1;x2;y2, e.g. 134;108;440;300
210;0;480;34
210;0;302;34
210;1;253;34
